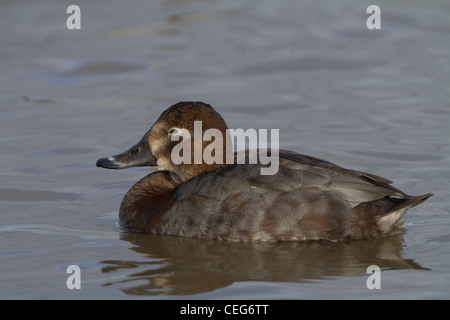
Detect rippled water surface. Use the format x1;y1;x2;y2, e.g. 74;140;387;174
1;0;449;299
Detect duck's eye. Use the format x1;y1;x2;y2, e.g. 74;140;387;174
169;128;180;135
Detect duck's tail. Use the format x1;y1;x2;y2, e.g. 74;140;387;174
376;193;433;234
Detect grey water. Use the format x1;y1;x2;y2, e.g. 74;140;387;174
1;0;449;299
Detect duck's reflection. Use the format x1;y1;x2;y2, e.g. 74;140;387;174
100;233;427;296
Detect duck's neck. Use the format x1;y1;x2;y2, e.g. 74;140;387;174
176;162;226;182
118;171;180;232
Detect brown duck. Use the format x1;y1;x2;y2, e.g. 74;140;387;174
96;101;432;242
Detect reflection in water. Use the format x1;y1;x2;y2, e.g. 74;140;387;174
100;233;427;296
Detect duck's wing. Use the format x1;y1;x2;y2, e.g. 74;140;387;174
278;149;406;207
277;150;432;235
177;149;410;207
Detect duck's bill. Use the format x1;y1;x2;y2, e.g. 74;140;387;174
96;136;156;169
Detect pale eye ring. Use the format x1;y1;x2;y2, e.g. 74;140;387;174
169;128;180;135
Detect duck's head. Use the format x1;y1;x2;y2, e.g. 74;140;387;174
96;101;231;181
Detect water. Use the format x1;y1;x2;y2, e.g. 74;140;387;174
1;0;449;299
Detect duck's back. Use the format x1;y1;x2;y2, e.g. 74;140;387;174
121;150;431;241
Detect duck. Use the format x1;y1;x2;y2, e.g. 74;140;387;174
96;101;432;242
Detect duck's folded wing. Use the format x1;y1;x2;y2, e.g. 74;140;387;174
278;150;406;206
177;149;407;207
